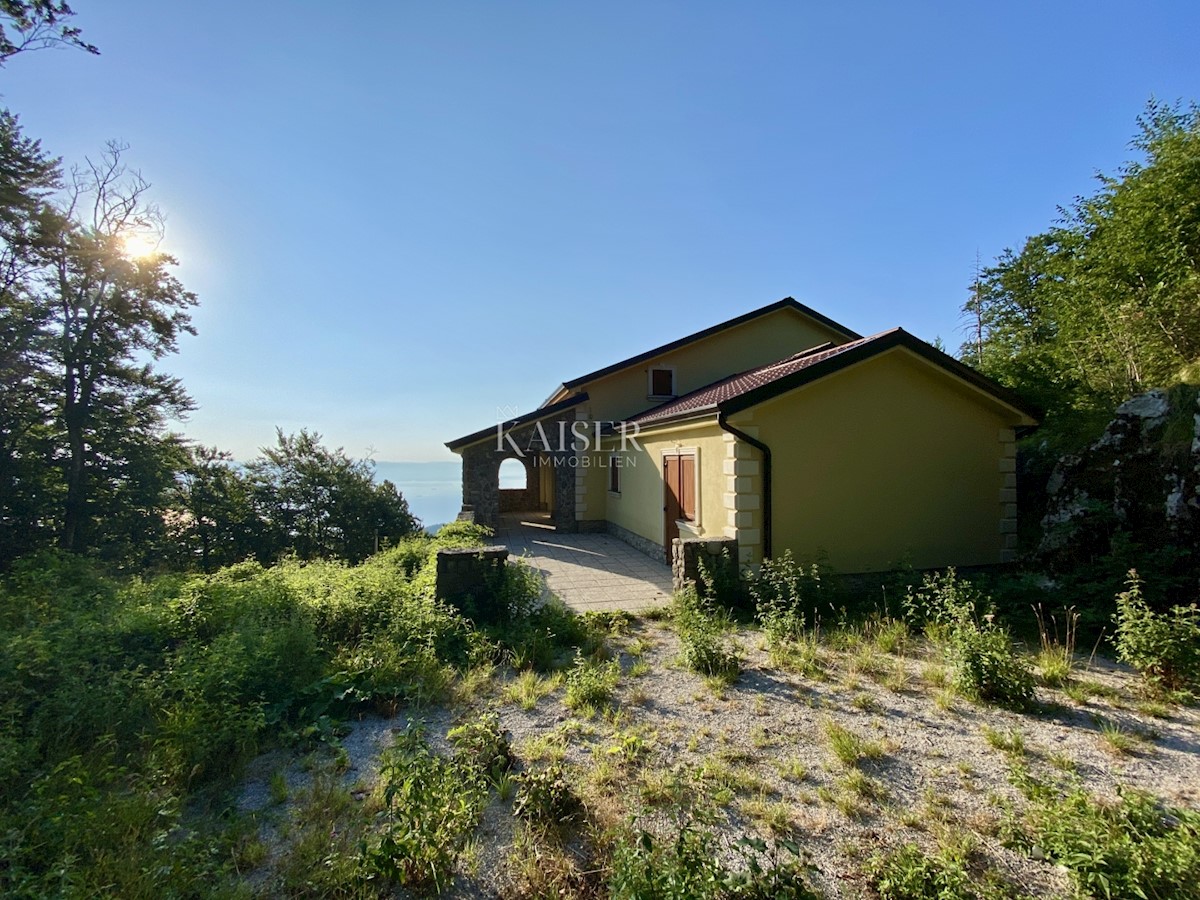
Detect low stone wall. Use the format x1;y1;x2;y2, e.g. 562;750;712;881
606;520;666;563
672;537;740;597
499;488;536;512
435;546;510;625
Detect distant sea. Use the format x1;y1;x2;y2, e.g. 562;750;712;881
374;461;462;532
374;460;526;532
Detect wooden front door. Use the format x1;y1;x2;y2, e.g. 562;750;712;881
663;453;696;563
664;456;681;562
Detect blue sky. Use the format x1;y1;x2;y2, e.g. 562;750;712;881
4;1;1198;462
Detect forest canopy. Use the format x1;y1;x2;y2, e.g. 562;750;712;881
961;100;1200;433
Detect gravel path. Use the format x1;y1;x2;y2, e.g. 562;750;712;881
239;617;1200;898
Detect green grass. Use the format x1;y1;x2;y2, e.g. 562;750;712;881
268;769;289;804
1097;718;1143;755
564;653;622;711
824;720;885;768
852;692;881;713
502;669;563;710
980;725;1025;756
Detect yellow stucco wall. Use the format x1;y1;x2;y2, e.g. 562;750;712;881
569;308;849;422
602;422;729;552
730;347;1022;573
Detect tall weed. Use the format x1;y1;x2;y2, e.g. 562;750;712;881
1114;569;1200;694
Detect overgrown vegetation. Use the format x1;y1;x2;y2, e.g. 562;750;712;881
673;586;742;682
363;724;489;891
1113;570;1200;695
0;523;600;896
868;835;1017;900
1006;772;1200;900
609;817;821;900
904;570;1035;711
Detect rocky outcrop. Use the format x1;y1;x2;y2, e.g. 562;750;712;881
1038;388;1200;569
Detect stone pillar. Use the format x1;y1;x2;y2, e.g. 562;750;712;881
461;448;501;530
672;537;740;598
998;427;1018;562
435;546;510;624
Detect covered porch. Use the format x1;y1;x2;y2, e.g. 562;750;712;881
448;395;587;532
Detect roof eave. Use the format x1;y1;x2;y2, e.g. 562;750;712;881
446;392;590;452
616;407;721;434
719;330;1041;423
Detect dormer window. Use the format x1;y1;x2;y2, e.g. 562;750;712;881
648;366;676;399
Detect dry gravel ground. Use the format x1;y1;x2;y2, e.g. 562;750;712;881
239;615;1200;898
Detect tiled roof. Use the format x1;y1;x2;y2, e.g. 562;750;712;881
621;327;1038;429
545;297;861;403
623;334;882;426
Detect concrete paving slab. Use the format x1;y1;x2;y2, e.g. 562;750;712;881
495;514;673;613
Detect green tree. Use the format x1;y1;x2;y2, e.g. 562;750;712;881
36;144;198;553
963;100;1200;432
0;1;97;65
249;429;419;563
0;110;60;566
167;445;264;572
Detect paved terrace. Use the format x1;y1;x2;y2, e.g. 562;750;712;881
495;514;674;613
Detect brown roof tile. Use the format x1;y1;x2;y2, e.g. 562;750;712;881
621;328;1039;429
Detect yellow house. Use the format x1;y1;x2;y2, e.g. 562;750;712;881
446;299;1037;573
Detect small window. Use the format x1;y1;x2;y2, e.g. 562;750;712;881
649;366;675;398
609;454;621;493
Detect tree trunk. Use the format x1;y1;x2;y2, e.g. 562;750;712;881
59;366;92;553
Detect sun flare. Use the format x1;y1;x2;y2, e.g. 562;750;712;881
120;230;161;259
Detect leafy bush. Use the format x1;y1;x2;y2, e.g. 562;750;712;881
1005;777;1200;900
673;587;741;681
947;626;1036;711
902;568;989;635
750;551;827;645
512;763;583;833
495;595;604;672
868;840;982;900
610;820;820;900
564;651;622;710
1113;570;1200;694
905;570;1035;711
432;519;496;547
448;711;513;784
610;822;724;899
361;724;486;891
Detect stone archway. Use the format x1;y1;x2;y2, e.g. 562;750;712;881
458;411;578;532
498;457;536;513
